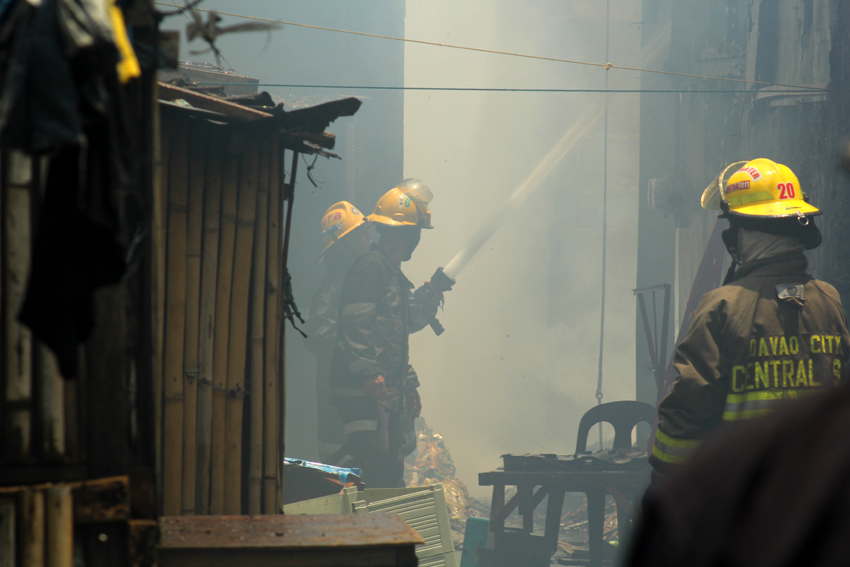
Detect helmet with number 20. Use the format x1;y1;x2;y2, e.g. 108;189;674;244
718;158;820;219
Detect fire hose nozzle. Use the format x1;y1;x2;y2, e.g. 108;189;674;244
429;267;456;293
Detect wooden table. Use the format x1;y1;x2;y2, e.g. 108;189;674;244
479;469;649;567
158;513;424;567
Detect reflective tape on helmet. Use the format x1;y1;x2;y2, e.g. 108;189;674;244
652;429;702;465
722;389;802;421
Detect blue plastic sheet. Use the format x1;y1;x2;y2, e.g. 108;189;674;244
283;458;363;485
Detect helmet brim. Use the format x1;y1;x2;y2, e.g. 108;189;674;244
724;200;821;218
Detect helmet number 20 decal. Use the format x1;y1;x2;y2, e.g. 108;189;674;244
777;182;796;200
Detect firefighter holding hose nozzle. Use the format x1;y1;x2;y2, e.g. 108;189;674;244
329;179;452;487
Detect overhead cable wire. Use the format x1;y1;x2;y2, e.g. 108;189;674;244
156;2;826;92
192;82;828;95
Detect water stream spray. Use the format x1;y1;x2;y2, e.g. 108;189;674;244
442;101;606;280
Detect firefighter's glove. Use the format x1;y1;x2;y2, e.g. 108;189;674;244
412;282;444;317
406;388;422;419
363;375;387;400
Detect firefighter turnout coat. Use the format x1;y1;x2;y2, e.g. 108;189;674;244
651;248;850;474
330;243;424;414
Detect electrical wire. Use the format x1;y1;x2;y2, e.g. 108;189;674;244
155;2;827;92
191;82;828;94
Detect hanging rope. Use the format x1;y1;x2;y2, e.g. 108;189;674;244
595;0;611;451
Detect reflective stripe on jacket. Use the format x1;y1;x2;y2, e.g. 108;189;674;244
651;249;850;474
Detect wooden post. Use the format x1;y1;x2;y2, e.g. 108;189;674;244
263;137;281;514
19;488;45;567
46;486;72;567
210;147;239;515
38;345;65;458
223;138;259;514
153;107;170;494
248;141;269;515
181;120;206;515
0;499;15;567
196;129;223;515
5;151;33;460
162;119;189;515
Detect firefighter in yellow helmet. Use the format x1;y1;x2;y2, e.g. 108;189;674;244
649;158;850;479
329;179;448;487
305;201;372;464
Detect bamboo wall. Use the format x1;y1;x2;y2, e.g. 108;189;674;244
156;111;284;516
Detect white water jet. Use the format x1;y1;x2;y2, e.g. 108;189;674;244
442;101;606;280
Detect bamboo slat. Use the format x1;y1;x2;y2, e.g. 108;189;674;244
46;486;72;567
0;499;15;567
181;120;206;515
20;488;44;567
248;141;269;515
196;130;223;515
162;120;189;515
38;345;65;458
5;151;33;460
153;108;170;490
210;148;239;515
223;139;259;514
263;137;281;514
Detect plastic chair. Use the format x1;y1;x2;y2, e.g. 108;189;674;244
574;401;655;566
575;400;657;453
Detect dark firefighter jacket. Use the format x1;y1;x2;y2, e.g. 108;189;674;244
650;248;850;475
330;244;426;412
306;266;347;376
306;265;348;457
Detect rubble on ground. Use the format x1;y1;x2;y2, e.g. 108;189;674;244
404;418;484;547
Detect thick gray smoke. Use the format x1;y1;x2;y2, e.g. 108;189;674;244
404;1;641;497
163;0;643;498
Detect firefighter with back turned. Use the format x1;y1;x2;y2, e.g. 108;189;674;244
649;158;850;480
329;179;451;487
305;201;372;464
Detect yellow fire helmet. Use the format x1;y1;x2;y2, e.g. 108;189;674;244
319;201;367;256
367;178;434;229
701;158;820;218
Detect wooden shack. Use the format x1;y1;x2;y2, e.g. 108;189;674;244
154;83;361;516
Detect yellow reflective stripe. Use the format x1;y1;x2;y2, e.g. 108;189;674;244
655;428;701;449
724;390;800;404
652;445;692;464
722;389;802;421
652;429;702;464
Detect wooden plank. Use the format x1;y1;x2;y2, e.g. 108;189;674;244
196;128;224;515
153;94;170;494
129;520;159;567
158;513;424;549
46;486;72;567
210;146;239;515
72;476;130;523
5;151;32;460
223;139;259;514
162;119;189;515
39;345;65;457
19;488;45;567
157;82;274;122
248;140;269;515
262;137;281;514
0;499;15;567
181;120;206;515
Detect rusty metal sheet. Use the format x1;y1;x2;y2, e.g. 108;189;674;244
158;513;424;549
